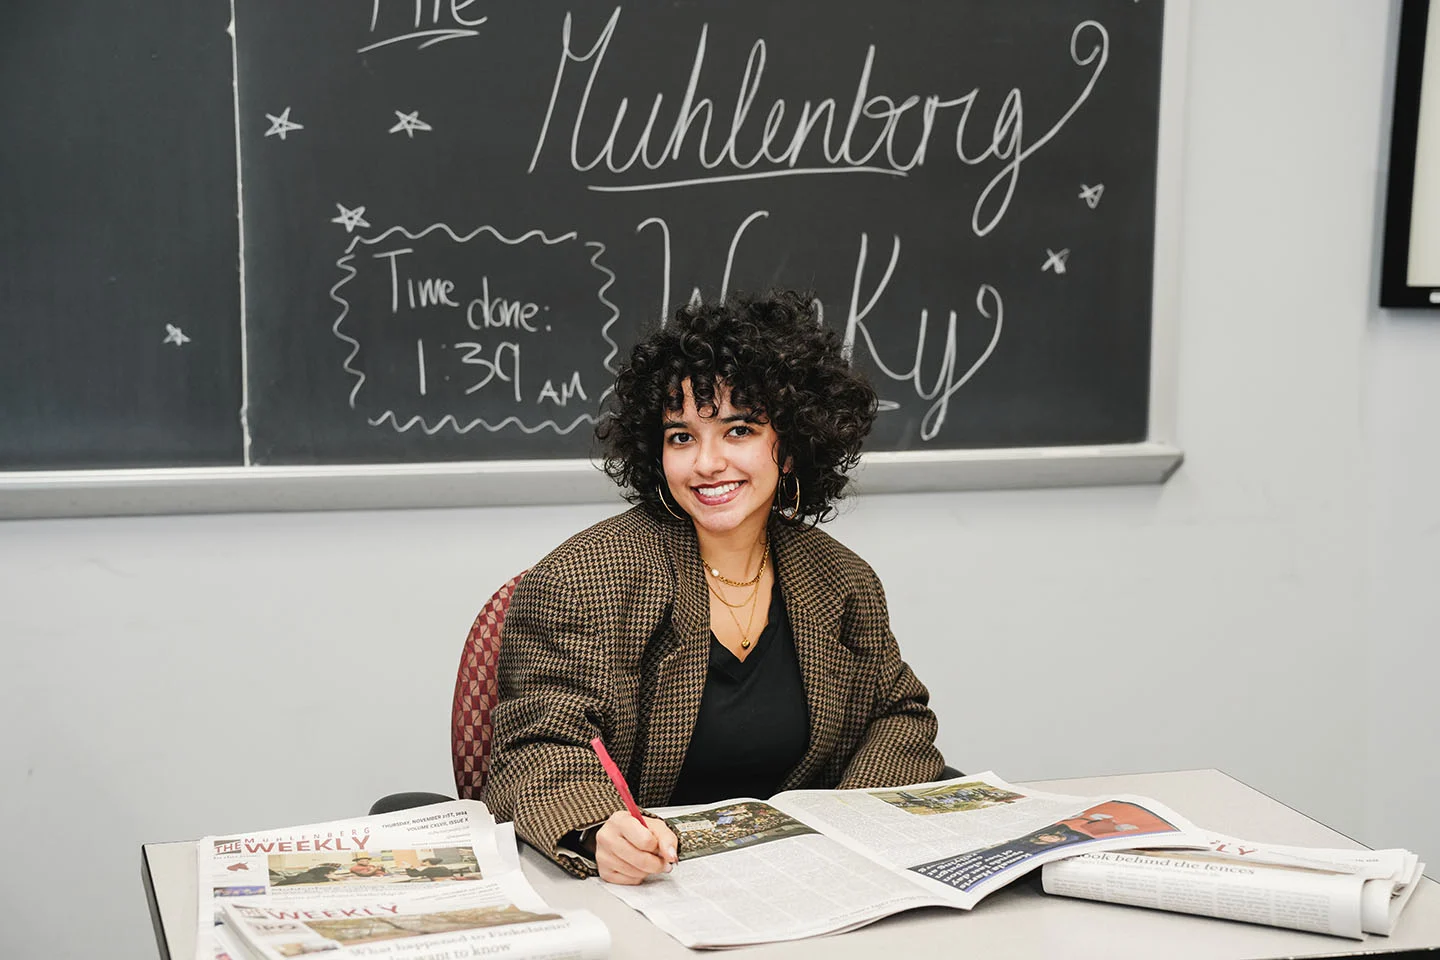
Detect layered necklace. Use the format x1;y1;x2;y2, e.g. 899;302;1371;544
700;532;769;650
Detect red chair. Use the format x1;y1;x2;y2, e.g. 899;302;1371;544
369;571;525;815
451;571;526;799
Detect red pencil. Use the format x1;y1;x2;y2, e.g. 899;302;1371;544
590;736;648;828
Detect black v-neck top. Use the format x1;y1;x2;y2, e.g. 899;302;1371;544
668;583;812;806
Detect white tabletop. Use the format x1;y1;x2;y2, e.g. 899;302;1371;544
143;769;1440;959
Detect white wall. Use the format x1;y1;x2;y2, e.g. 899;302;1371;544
2;3;1436;958
1366;314;1440;850
1363;0;1440;864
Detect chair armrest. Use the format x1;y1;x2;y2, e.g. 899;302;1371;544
369;792;456;815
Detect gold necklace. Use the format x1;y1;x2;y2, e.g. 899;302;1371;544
701;531;767;650
704;576;754;609
719;581;761;650
704;567;763;647
701;536;768;587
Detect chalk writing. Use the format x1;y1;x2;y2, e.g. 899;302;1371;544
537;372;589;407
468;279;543;332
841;234;1003;440
530;9;1110;237
229;1;1163;458
637;217;1004;439
362;0;488;53
454;340;521;400
331;221;619;435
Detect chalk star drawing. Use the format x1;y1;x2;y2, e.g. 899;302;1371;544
263;107;303;140
162;324;191;346
1042;249;1071;274
331;203;371;233
1079;183;1105;208
389;110;433;138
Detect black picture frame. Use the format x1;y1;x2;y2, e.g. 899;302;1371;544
1382;0;1440;307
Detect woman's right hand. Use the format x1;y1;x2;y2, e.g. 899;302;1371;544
593;810;678;885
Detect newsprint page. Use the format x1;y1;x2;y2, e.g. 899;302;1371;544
604;772;1208;948
194;800;608;960
1041;833;1425;939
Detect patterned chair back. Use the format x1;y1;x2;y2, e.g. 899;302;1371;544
450;571;526;799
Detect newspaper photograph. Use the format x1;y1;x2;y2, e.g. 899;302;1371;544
602;771;1208;948
1041;832;1426;939
608;800;950;947
776;772;1208;908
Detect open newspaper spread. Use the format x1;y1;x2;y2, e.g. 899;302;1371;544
601;771;1208;948
194;800;608;960
1041;832;1426;939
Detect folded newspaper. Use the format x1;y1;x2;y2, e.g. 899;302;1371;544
194;800;608;960
602;771;1209;948
1041;832;1426;939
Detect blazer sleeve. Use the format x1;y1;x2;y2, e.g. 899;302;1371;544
481;562;623;878
836;566;946;789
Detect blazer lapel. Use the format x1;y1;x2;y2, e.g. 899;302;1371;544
774;521;857;791
635;520;711;806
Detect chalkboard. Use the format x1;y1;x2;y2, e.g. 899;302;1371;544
0;0;242;470
1;0;1176;479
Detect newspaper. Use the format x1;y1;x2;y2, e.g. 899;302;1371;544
219;893;610;960
1041;832;1426;939
194;800;607;960
211;923;248;960
601;771;1208;948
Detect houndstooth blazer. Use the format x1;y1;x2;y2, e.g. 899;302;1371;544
482;506;944;877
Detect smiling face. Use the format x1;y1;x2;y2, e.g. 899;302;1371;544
661;379;784;541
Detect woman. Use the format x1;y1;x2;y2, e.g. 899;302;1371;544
483;291;945;883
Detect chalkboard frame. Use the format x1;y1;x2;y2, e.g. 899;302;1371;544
0;1;1189;520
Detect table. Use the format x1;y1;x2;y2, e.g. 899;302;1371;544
143;770;1440;959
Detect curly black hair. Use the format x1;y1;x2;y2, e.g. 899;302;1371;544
597;290;877;525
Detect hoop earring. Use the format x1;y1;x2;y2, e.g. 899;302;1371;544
657;483;688;522
774;472;802;521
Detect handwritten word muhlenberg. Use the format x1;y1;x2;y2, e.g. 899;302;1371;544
529;8;1110;237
